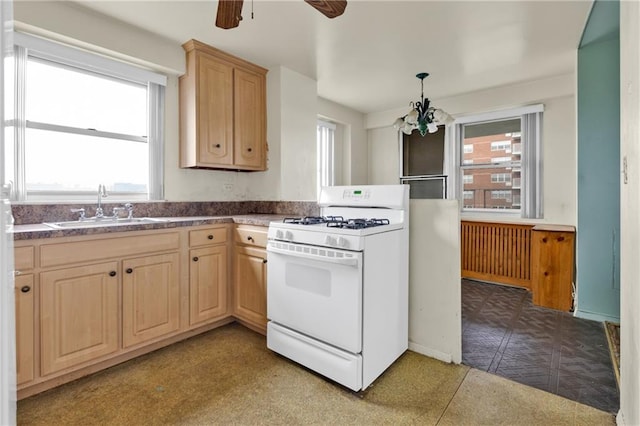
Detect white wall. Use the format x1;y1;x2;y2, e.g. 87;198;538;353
408;200;461;363
14;2;325;203
366;74;578;226
318;97;368;186
619;1;640;424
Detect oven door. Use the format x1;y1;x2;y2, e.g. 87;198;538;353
266;240;363;354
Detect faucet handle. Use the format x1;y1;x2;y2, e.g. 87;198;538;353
111;206;126;218
70;208;86;221
124;203;134;219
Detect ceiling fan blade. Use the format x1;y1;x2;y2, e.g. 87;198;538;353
216;0;244;29
304;0;347;19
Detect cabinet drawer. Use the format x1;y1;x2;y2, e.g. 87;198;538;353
40;232;180;268
15;246;35;271
235;225;267;248
189;226;227;247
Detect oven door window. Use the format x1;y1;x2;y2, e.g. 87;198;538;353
267;242;363;354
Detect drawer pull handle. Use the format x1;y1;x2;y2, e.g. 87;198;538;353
542;237;548;243
557;236;565;242
247;236;254;242
215;144;221;148
247;148;252;152
193;256;199;262
109;271;117;277
20;286;31;293
126;268;133;274
263;259;267;264
208;234;214;240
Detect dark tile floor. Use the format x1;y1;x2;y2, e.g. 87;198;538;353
461;279;619;413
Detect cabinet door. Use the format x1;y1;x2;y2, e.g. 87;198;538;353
122;252;180;348
197;53;234;166
189;246;228;326
234;68;266;170
40;262;119;376
15;274;34;385
234;245;267;329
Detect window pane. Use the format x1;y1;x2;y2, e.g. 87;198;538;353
26;58;147;136
462;166;520;210
462;119;521;166
25;128;148;194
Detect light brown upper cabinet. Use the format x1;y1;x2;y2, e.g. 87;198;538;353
180;39;268;171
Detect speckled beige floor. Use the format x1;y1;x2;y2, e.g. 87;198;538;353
18;323;615;426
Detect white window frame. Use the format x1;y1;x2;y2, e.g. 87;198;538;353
8;32;166;202
317;119;336;197
450;104;543;218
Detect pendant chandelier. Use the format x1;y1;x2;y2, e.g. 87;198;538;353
393;72;454;136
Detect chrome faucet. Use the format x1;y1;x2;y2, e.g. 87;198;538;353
96;184;107;218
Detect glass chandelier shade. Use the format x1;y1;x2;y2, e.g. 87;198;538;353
393;73;454;136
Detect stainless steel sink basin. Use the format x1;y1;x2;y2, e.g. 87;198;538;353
43;217;170;229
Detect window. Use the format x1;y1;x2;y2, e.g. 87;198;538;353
491;190;512;201
317;120;335;196
463;144;474;154
463;190;474;199
490;140;512;151
454;105;542;218
491;173;512;183
6;32;166;201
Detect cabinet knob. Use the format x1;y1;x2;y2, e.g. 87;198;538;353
208;234;214;240
263;259;267;264
109;271;117;277
544;271;549;276
20;286;31;293
215;144;221;148
557;236;565;242
247;236;254;242
193;256;199;262
542;237;548;243
247;148;252;152
126;268;133;274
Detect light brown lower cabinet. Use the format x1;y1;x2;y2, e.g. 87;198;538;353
189;245;228;326
15;274;34;385
234;245;267;331
14;222;274;397
531;225;576;311
122;253;180;348
40;262;120;376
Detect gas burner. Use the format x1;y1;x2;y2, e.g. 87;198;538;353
327;218;390;230
283;216;327;225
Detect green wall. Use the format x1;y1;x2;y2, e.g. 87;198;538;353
576;0;620;322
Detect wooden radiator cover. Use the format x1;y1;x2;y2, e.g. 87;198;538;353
461;221;534;289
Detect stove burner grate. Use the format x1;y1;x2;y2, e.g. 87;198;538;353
283;216;328;225
283;216;390;229
327;218;390;230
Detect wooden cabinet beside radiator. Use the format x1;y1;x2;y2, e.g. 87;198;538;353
531;225;576;311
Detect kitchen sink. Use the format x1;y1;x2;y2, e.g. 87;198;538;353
43;217;170;229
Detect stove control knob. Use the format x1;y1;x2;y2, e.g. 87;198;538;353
275;230;284;239
285;231;294;241
324;235;336;246
336;237;348;248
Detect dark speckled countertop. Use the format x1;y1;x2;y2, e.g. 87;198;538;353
10;201;318;241
11;214;290;241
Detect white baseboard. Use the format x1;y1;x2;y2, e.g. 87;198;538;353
408;341;456;364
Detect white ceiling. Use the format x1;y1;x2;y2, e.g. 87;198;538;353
71;0;593;115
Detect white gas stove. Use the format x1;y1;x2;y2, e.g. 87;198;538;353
266;185;409;391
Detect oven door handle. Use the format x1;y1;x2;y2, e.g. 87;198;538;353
267;244;360;267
